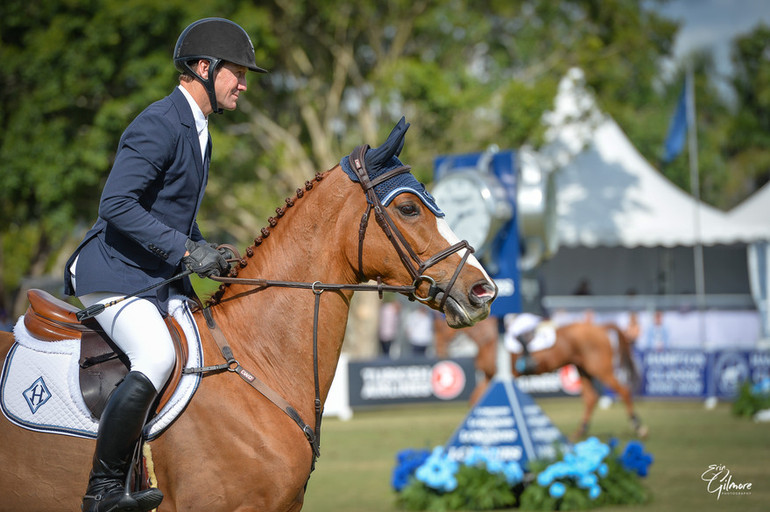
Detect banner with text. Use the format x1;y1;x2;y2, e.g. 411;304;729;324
347;357;477;407
512;349;770;399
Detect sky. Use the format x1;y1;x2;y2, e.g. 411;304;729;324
653;0;770;76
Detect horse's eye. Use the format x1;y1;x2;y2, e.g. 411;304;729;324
397;203;419;217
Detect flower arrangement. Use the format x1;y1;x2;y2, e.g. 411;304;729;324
520;438;652;510
392;438;652;511
394;446;524;510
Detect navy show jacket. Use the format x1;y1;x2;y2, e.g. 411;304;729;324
64;87;210;314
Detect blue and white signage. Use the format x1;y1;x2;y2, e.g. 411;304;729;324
445;378;569;468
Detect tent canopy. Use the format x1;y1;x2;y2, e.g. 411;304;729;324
540;69;769;249
729;181;770;230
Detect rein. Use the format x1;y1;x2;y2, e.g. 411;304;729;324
186;149;476;475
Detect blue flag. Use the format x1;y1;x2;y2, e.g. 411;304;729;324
662;82;688;164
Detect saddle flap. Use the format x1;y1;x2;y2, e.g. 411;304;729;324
79;331;130;419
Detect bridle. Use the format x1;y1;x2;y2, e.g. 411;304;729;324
348;144;475;309
185;146;481;476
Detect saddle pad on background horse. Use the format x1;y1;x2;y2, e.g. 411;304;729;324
0;298;203;440
503;322;557;355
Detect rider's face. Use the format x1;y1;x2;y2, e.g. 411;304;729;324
214;62;248;111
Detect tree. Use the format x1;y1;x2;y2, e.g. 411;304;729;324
1;0;680;315
723;23;770;204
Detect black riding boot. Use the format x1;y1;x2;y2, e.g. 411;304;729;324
515;331;538;375
82;371;164;512
515;353;538;375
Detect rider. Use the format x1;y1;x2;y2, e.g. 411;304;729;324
503;312;553;375
63;18;266;512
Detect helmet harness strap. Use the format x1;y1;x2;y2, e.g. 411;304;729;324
182;57;223;115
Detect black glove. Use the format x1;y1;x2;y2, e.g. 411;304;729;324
182;239;230;278
208;242;236;262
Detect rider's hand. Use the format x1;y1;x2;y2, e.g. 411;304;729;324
208;242;235;262
182;239;230;278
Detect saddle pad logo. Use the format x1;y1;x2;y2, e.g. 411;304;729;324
23;376;52;414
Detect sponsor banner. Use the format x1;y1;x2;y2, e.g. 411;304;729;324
709;350;770;398
514;365;583;397
638;350;710;397
348;357;476;407
514;350;770;399
636;349;770;398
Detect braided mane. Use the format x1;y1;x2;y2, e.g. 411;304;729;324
205;170;331;307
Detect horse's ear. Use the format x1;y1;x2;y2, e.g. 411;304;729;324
365;117;410;171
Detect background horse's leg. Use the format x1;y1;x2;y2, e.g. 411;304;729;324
575;369;599;440
591;368;648;439
469;376;490;405
470;329;498;405
433;317;453;359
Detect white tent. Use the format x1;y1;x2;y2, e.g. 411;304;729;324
728;184;770;340
539;69;769;249
728;181;770;232
532;70;764;349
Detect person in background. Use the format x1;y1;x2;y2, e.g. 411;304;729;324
644;310;670;352
406;305;434;358
377;298;401;358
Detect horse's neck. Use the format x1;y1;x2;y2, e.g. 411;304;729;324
205;169;360;401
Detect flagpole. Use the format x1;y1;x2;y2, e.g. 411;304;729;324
686;62;706;348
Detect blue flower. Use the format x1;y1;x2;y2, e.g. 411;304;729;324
485;457;505;474
391;448;430;491
502;461;524;486
537;469;554;486
578;473;598;489
597;463;609;478
462;446;489;467
619;441;654;477
588;484;602;500
549;482;566;498
415;447;459;492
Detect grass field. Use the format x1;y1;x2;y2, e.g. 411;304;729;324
303;397;769;512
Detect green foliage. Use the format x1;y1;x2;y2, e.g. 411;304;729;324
732;380;770;418
723;24;770;201
595;454;650;506
1;0;767;315
397;465;518;511
519;444;651;511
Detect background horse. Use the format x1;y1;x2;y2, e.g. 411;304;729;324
435;317;646;440
0;125;496;511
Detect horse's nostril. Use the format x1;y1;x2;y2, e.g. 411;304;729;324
470;281;497;305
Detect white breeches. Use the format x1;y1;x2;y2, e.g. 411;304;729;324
70;260;175;392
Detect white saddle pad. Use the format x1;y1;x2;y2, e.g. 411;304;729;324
503;318;557;355
0;298;202;440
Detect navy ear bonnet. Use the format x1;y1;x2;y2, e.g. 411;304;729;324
340;117;444;217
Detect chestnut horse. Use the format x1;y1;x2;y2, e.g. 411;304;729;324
0;122;496;511
435;318;646;439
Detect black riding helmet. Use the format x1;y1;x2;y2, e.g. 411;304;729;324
174;18;267;114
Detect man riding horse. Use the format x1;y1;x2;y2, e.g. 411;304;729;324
63;18;265;512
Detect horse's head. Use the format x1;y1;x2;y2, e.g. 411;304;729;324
341;117;496;327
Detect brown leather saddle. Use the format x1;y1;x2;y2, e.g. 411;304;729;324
22;289;189;420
